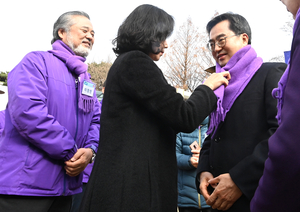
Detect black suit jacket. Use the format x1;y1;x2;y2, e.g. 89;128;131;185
197;62;286;212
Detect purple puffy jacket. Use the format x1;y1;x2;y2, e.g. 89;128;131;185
0;51;100;196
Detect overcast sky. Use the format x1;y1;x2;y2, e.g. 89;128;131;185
0;0;293;73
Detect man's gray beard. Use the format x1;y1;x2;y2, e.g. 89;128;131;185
66;35;91;58
73;45;91;58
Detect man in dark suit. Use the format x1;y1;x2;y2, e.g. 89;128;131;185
196;13;287;212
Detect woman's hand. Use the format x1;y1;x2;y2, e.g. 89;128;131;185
203;71;231;90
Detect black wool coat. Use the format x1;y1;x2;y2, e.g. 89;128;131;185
80;50;217;212
196;62;286;212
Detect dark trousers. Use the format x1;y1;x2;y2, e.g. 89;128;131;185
179;206;212;212
71;183;87;212
0;195;72;212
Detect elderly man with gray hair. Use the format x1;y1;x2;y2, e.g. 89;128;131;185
0;11;100;212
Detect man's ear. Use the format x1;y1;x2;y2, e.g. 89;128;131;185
242;33;249;46
58;29;66;39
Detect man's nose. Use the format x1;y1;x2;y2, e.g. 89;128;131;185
86;32;94;42
163;40;168;48
214;44;222;52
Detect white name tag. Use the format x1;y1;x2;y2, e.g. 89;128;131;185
82;80;95;97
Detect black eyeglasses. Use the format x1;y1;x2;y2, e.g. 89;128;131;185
207;34;239;52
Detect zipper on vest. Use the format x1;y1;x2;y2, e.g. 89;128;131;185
63;78;79;196
63;175;66;196
74;78;79;141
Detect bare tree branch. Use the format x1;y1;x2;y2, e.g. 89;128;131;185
281;14;294;36
162;18;214;92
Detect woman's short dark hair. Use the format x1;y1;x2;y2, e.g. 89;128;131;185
206;13;252;44
112;4;174;56
51;11;90;44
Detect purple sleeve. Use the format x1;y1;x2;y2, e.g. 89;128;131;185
251;22;300;211
0;110;5;138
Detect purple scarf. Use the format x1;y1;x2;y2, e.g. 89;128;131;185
207;45;263;138
48;40;94;113
272;8;300;125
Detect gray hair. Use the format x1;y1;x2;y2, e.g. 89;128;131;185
51;11;90;44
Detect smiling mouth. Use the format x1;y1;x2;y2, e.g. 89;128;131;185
218;54;226;60
82;41;92;48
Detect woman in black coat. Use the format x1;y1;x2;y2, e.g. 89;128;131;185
80;4;230;212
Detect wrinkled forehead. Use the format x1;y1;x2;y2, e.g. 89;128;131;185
71;15;93;28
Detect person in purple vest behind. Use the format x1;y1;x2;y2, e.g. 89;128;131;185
0;11;100;212
71;82;104;212
196;13;286;212
251;1;300;211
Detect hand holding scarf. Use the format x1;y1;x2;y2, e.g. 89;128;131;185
207;45;263;139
